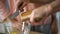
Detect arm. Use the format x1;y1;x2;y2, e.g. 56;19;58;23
30;0;60;25
46;1;59;14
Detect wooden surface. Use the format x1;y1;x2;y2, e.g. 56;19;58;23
19;31;44;34
30;31;44;34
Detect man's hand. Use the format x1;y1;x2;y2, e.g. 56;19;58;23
30;4;52;26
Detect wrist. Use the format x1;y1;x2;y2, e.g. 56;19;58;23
56;0;60;5
50;1;59;9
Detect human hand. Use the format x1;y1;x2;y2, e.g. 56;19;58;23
30;5;52;26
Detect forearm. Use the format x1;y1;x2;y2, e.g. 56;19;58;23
50;1;59;9
46;1;59;15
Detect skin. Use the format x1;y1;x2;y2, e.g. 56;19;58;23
13;0;60;32
20;0;60;34
21;0;60;25
0;0;60;32
4;0;59;33
16;0;60;26
29;0;60;25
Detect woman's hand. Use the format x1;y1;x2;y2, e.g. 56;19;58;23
30;4;52;26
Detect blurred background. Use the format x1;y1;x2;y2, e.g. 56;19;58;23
0;0;60;34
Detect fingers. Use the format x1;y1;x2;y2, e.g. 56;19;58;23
30;5;52;26
30;9;45;23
